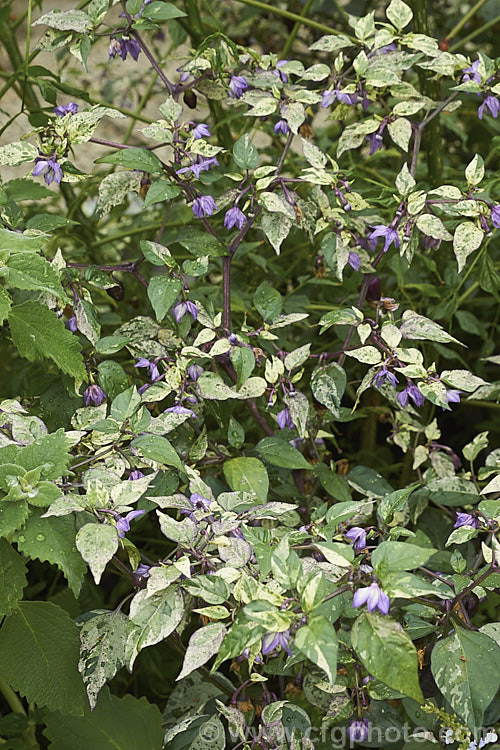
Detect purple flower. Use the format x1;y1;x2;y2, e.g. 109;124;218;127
118;36;141;62
478;95;499;120
490;205;500;229
321;88;357;108
373;43;397;55
116;509;146;538
274;119;289;135
173;300;198;322
366;277;381;302
353;582;390;615
192;123;211;139
454;512;479;529
66;315;78;332
165;405;196;417
32;157;63;186
348;251;361;271
372;364;398;389
346;527;367;552
367;132;384;155
277;407;295;430
273;59;289;83
54;102;78;117
187;364;204;381
178;156;219;179
192;195;217;218
398;383;424;408
129;470;145;481
135;563;150;577
135;358;160;381
446;389;462;405
348;719;370;744
189;493;212;510
108;38;121;59
368;224;400;253
83;384;107;406
462;58;481;84
262;630;292;657
229;75;248;98
224;206;247;230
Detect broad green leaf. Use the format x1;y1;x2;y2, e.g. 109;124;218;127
347;466;393;498
371;541;437;573
6;253;66;297
157;512;197;545
9;301;86;380
0;287;12;325
424;476;479;506
253;281;282;322
431;630;500;730
44;689;163;749
95;147;163;174
132;434;184;471
143;180;181;208
352;612;423;703
0;539;27;616
233;134;259;170
230;346;255;389
14;510;87;596
0;601;86;714
223;457;269;502
78;610;128;709
17;428;71;479
256;436;310;469
126;588;184;669
76;523;118;585
177;623;227;681
0;500;30;538
176;226;225;257
147;276;181;321
295;615;338;683
143;1;187;20
110;386;141;422
74;298;100;345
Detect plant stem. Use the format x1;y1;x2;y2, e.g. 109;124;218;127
449;14;500;51
232;0;356;40
282;0;316;57
445;0;490;42
0;677;26;715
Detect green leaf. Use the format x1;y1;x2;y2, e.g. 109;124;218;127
453;221;484;273
8;301;86;381
230;346;255;389
17;428;71;479
131;434;184;471
352;612;423;703
76;523;118;585
260;209;293;254
6;253;66;297
147;276;181;321
256;437;310;469
14;510;87;596
431;630;500;730
143;179;180;208
311;364;346;417
74;298;101;345
0;539;27;616
143;1;187;20
347;466;393;498
399;310;462;345
465;154;484;186
223;457;269;502
0;601;86;714
110;386;141;422
387;117;412;151
177;623;226;681
176;227;225;257
233;134;259;170
253;281;282;323
44;688;164;749
0;287;12;325
78;610;128;709
95;147;164;174
371;541;437;573
126;588;184;669
0;500;29;538
295;615;338;683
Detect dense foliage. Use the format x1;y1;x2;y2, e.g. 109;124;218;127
0;0;499;748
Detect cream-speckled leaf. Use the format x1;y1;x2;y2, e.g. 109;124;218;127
76;523;118;585
453;221;484;272
79;609;127;709
176;623;226;681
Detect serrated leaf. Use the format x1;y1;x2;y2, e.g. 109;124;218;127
8;301;85;380
76;523;118;585
352;612;423;703
14;510;87;596
0;601;86;714
0;539;27;616
177;623;226;681
44;688;163;749
78;610;128;709
6;253;66;298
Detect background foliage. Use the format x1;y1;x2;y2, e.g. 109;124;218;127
0;0;499;748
